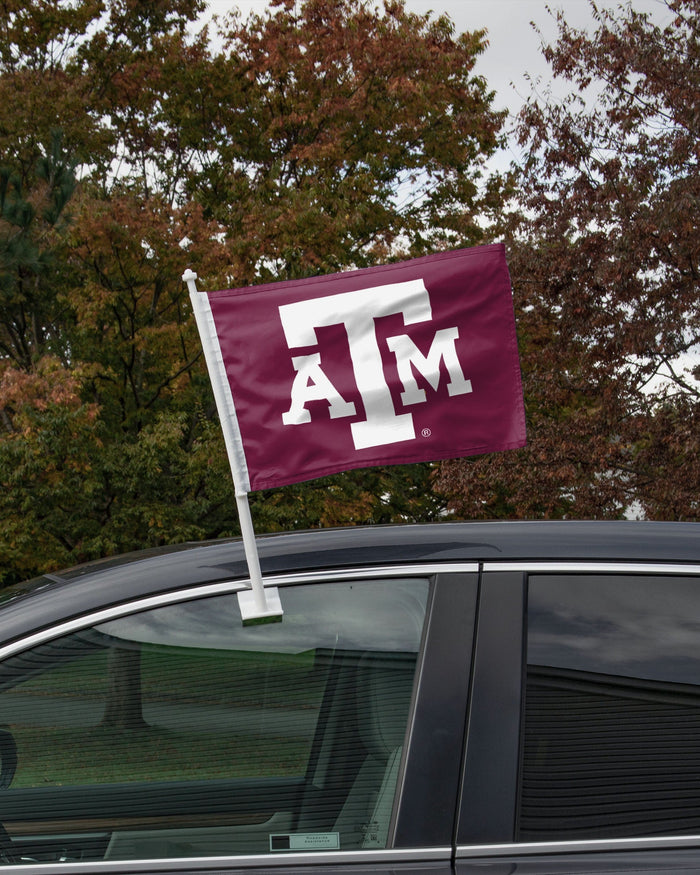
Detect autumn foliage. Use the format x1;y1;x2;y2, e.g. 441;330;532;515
437;0;700;522
0;0;698;585
0;0;503;582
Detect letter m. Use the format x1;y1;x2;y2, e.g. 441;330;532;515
387;327;472;406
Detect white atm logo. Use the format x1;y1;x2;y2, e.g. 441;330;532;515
278;279;472;450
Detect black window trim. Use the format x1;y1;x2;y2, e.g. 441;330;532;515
394;570;479;849
457;569;526;846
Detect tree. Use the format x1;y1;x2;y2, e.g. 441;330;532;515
438;0;700;521
0;131;77;371
0;0;507;583
190;0;505;282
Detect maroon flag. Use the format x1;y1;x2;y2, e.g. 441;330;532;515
188;244;525;493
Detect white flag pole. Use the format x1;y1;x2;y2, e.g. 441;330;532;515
183;269;282;625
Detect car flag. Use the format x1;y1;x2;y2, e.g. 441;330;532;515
186;244;525;494
184;244;525;622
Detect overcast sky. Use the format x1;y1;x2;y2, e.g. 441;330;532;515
411;0;672;112
205;0;674;117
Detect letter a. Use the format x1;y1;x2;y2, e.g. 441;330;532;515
282;353;356;425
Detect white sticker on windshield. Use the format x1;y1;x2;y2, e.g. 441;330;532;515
270;832;340;852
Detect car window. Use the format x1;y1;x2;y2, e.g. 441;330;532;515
519;574;700;841
0;577;428;864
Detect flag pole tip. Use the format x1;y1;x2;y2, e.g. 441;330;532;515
182;268;198;282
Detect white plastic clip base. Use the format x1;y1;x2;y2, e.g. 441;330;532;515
238;586;284;626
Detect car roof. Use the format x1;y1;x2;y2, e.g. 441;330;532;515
1;520;699;646
53;519;700;578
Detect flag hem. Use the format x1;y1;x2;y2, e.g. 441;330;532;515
247;436;527;492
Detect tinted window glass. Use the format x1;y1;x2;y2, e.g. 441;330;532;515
0;578;428;864
519;574;700;841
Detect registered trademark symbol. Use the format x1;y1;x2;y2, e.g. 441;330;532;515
421;428;432;438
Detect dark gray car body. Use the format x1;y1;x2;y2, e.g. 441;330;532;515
2;520;700;874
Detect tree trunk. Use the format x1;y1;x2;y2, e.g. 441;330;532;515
100;646;148;730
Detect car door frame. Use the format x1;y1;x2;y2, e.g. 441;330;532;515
0;563;479;875
455;560;700;875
